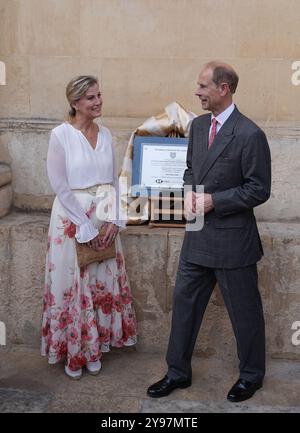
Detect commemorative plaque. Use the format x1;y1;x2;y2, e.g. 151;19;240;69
132;136;188;196
132;136;188;226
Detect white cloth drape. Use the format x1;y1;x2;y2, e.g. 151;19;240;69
119;102;196;224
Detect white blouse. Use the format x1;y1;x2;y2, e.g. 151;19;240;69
47;122;123;243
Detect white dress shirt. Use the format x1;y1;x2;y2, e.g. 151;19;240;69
209;102;235;139
47;122;122;243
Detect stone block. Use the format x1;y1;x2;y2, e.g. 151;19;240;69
0;163;12;187
0;131;11;164
80;0;183;59
0;184;12;218
0;223;11;333
179;0;235;59
121;225;171;352
29;56;83;119
0;56;30;118
273;60;300;122
233;58;277;123
1;118;300;223
0;388;53;413
80;0;235;59
232;0;300;59
1;0;300;121
0;0;18;56
102;58;174;117
3;0;81;56
0;213;299;362
258;223;300;359
8;215;49;346
7;129;51;197
166;229;184;311
255;131;300;222
1;118;143;211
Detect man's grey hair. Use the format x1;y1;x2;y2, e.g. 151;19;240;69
205;61;239;94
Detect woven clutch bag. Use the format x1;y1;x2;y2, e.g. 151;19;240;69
75;226;116;267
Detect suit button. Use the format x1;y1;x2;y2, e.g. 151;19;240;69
205;221;209;225
214;179;219;184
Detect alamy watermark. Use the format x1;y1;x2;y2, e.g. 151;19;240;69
95;181;204;232
0;61;6;85
291;321;300;346
0;321;6;345
291;60;300;86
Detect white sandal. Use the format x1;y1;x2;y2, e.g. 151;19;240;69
86;360;102;376
64;364;82;380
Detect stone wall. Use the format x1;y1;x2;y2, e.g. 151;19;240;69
0;118;299;361
0;162;12;218
0;213;299;361
0;118;299;222
1;0;300;122
0;0;299;362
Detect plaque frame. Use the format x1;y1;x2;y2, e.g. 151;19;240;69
131;136;188;198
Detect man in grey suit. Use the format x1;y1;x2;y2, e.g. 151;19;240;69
147;61;271;402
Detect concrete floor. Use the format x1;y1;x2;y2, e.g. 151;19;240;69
0;345;299;413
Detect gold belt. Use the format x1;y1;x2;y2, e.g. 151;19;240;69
72;184;111;196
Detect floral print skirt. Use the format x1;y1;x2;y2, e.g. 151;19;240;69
41;193;137;371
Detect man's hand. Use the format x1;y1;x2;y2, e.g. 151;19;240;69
184;190;196;219
196;193;214;214
184;191;214;218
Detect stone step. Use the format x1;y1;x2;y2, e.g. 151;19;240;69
0;346;299;412
0;212;299;362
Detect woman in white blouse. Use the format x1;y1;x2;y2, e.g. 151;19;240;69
41;75;137;379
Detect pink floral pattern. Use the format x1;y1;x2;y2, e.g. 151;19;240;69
41;195;137;371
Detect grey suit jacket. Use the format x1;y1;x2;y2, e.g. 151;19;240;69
182;106;271;268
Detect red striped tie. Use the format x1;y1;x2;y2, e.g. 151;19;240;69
208;118;218;149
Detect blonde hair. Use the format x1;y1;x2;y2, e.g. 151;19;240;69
66;75;99;118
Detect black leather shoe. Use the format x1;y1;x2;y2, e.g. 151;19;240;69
147;375;191;398
227;378;263;402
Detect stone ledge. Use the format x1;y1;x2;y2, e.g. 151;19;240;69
0;117;145;132
13;194;54;212
0;212;299;361
1;117;300;136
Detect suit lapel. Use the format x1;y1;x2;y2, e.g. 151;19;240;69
196;107;241;184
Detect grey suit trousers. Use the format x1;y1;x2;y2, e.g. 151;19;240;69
166;257;265;383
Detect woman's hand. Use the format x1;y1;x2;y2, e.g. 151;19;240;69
86;223;118;250
86;233;105;251
101;222;119;247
